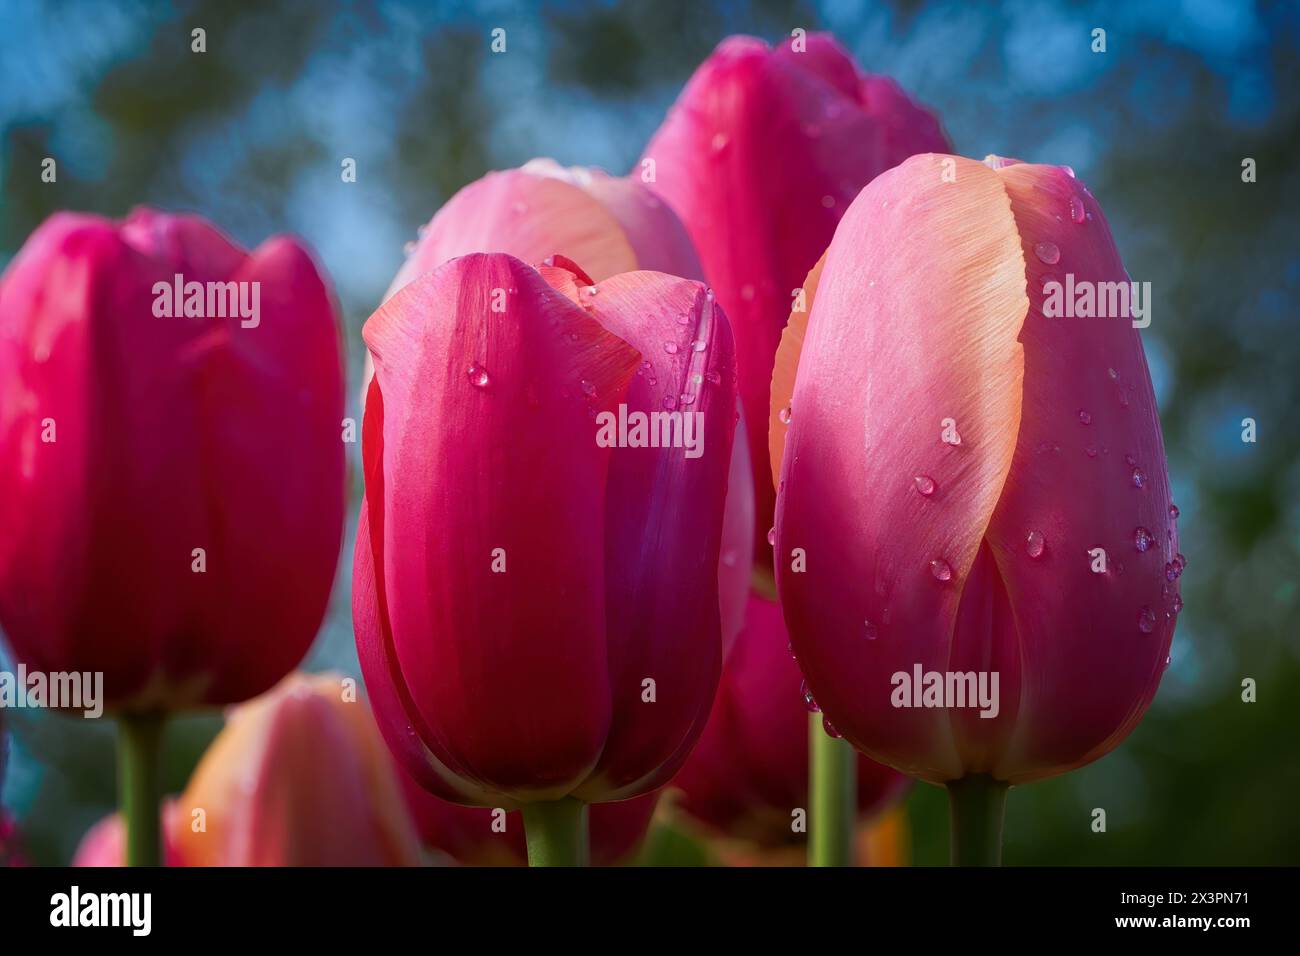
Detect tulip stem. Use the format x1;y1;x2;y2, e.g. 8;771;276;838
946;774;1009;866
809;714;857;866
521;797;590;867
117;712;166;867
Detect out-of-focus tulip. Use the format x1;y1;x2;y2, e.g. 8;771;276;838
390;159;703;298
354;251;738;810
398;771;659;866
770;154;1179;786
672;591;908;845
708;804;910;867
72;801;186;867
0;208;345;711
171;672;420;866
642;33;949;562
0;812;26;867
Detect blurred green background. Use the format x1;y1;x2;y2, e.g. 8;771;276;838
1;0;1296;865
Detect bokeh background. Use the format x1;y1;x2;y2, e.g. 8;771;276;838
1;0;1296;865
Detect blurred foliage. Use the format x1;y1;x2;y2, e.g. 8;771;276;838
1;0;1297;865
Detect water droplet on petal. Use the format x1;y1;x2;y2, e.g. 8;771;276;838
820;195;835;208
663;341;678;355
1085;444;1099;458
1169;503;1180;520
1026;530;1046;558
801;681;820;713
691;339;707;352
1069;196;1087;223
864;620;878;641
467;364;490;388
930;559;953;582
679;392;696;406
710;132;729;154
586;285;599;296
705;370;721;385
1107;367;1119;381
1172;594;1183;613
1138;606;1156;633
778;405;793;425
1133;527;1153;552
914;475;936;496
662;395;677;410
1078;409;1092;425
1131;467;1147;489
767;526;776;546
403;241;417;256
676;312;691;326
822;717;842;738
579;379;596;398
787;640;796;660
1034;240;1061;265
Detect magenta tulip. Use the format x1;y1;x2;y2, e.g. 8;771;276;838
673;591;908;846
770;154;1179;861
354;251;738;862
641;33;949;563
0;208;345;710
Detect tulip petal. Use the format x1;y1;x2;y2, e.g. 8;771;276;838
540;266;737;800
774;154;1029;781
982;163;1177;782
361;253;640;800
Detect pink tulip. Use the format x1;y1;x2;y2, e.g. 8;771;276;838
673;591;908;845
72;802;186;867
398;771;659;866
641;33;949;564
0;208;344;710
771;154;1179;786
178;672;418;866
354;252;738;807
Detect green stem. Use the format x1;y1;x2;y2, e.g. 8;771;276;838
521;797;589;867
808;713;857;866
117;712;166;867
946;774;1009;866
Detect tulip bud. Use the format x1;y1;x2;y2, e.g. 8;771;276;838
672;591;908;846
172;672;421;866
398;771;658;866
642;34;949;564
0;209;345;711
771;155;1178;785
355;252;738;807
72;801;186;867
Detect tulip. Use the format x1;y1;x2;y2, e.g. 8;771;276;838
398;771;659;866
0;812;25;867
0;208;346;864
72;802;186;867
672;592;909;848
355;251;738;864
71;673;422;866
641;33;949;568
770;154;1179;864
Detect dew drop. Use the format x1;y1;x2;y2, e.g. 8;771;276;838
820;195;835;208
1169;503;1180;520
1131;467;1147;489
1137;606;1156;634
663;341;678;354
705;370;721;385
579;379;596;398
691;339;707;352
801;680;820;712
914;475;936;497
467;364;490;388
778;405;793;425
402;241;417;256
586;285;599;296
1078;409;1092;425
864;620;878;641
710;132;729;154
1069;195;1087;224
1026;530;1046;558
1172;594;1183;613
822;717;842;739
1085;444;1099;458
662;395;677;410
1107;367;1120;381
676;312;691;326
767;526;776;546
679;392;696;406
930;559;953;582
1133;527;1153;552
1033;240;1061;265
